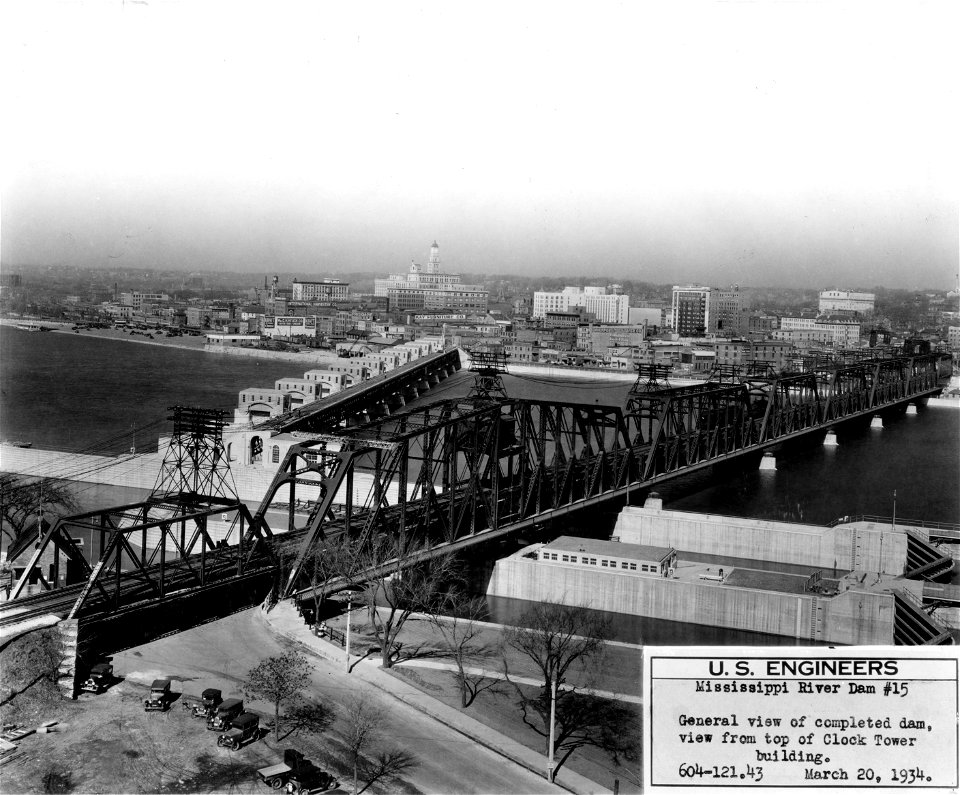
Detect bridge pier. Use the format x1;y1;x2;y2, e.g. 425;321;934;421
823;430;838;447
870;415;883;429
906;403;918;415
759;452;777;471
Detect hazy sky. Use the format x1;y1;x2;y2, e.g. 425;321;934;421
1;1;957;289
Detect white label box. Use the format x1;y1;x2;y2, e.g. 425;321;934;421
643;647;959;792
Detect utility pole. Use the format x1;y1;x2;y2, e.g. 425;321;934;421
38;480;43;543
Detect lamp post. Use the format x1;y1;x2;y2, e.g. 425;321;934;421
345;594;352;673
547;676;557;783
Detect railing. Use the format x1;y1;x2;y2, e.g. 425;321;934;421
828;515;960;533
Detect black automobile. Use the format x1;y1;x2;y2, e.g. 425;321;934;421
143;679;172;712
193;687;223;719
217;712;260;750
80;662;113;694
207;697;244;731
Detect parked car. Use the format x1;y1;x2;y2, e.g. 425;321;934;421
207;697;244;731
193;687;223;719
143;679;172;712
284;761;338;794
79;662;113;694
257;749;306;790
217;712;260;751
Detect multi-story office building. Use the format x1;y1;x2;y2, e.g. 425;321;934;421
533;286;629;324
671;286;712;336
713;285;743;334
779;315;862;348
374;242;488;312
290;279;349;302
818;290;875;314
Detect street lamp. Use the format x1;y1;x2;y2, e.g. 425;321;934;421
547;676;557;782
345;593;352;672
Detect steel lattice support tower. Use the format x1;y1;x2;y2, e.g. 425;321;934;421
467;349;509;400
152;406;238;499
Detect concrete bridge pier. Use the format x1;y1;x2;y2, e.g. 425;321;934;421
368;402;389;420
759;452;777;471
346;411;369;427
417;379;431;393
870;415;884;428
823;430;839;447
906;403;918;415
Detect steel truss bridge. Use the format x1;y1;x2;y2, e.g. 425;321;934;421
0;352;948;649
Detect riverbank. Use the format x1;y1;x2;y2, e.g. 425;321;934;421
0;317;207;353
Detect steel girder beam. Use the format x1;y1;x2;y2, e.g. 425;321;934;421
9;495;267;618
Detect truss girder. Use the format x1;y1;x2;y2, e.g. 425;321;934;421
9;494;269;617
263;352;942;599
265;354;941;596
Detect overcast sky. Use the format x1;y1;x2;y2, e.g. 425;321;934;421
1;0;957;289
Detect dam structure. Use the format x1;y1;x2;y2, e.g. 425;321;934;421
487;496;956;645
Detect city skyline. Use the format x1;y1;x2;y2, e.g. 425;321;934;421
2;1;957;290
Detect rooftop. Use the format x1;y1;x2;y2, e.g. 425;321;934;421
543;535;674;562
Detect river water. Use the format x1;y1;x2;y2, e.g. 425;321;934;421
2;325;957;644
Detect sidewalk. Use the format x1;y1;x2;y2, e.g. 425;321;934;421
259;600;611;795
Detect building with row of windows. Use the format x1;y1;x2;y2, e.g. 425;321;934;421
537;536;678;577
670;285;743;336
532;286;630;324
373;242;488;312
818;290;875;315
290;279;350;302
778;316;862;348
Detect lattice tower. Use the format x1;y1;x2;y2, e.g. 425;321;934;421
467;349;509;401
625;363;672;417
152;406;238;499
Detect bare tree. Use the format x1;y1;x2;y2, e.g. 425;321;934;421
504;602;637;779
343;692;417;795
353;536;458;669
0;475;79;546
244;650;312;739
429;592;503;707
304;535;361;627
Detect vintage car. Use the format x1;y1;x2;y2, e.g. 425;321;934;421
216;712;260;751
207;697;244;731
257;750;337;793
79;662;113;694
193;687;223;719
284;762;338;794
143;679;172;712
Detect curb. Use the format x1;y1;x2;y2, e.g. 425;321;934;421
257;604;608;795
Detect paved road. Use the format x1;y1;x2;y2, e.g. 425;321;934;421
113;608;568;794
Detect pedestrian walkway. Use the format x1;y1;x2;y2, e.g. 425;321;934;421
397;659;642;704
260;600;612;795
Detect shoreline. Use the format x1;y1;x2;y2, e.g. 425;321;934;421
0;318;348;364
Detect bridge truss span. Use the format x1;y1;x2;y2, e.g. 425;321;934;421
258;351;944;596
